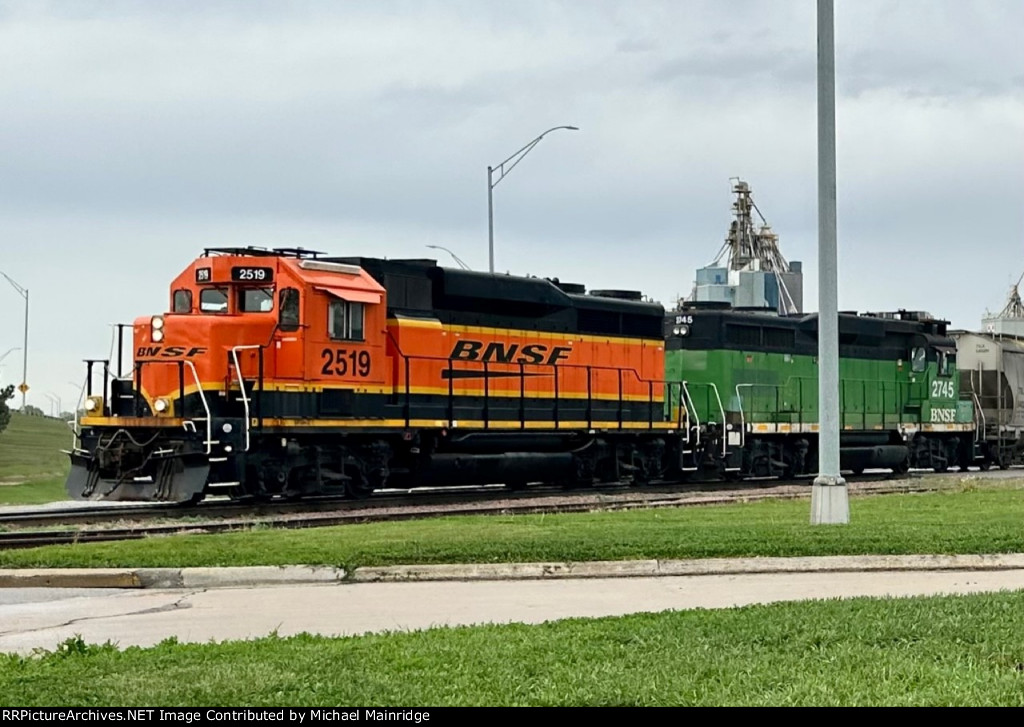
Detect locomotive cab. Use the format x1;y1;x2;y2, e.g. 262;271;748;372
68;248;388;502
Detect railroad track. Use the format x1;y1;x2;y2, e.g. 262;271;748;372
0;473;905;529
0;472;994;551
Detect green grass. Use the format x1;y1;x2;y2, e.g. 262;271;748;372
0;477;67;506
4;484;1024;569
0;412;71;504
3;591;1024;706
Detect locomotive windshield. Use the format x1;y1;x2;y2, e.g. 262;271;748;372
911;347;926;372
238;287;274;313
173;289;192;313
939;349;956;377
200;287;229;313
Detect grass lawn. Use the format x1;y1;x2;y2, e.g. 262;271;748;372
0;477;67;506
3;591;1024;706
0;412;71;505
3;482;1024;570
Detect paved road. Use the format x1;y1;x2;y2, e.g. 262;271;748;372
4;568;1024;655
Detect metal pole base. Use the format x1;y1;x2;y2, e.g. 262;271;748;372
811;474;849;524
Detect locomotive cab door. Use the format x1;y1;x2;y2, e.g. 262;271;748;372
274;287;305;380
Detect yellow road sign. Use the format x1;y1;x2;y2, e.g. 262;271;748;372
17;383;28;394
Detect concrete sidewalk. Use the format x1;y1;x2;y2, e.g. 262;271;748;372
5;553;1024;589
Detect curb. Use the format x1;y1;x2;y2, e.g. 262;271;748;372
352;554;1024;582
0;565;347;589
5;554;1024;589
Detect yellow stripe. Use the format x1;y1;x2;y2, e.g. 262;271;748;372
398;384;664;402
146;380;665;402
80;416;186;428
387;317;444;330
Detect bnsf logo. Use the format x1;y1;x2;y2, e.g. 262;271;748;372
449;340;572;366
135;346;208;358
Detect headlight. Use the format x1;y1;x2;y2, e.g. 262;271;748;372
222;422;233;433
673;327;681;335
678;324;690;337
154;398;169;413
151;316;164;330
152;329;164;342
84;398;98;411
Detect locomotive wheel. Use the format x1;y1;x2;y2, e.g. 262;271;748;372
344;469;374;500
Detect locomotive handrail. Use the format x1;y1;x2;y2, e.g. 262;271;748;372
184;360;213;455
67;375;88;448
680;382;700;448
735;383;785;448
230;345;263;452
383;330;682;431
708;383;728;458
131;358;214;454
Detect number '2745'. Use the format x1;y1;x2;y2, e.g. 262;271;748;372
321;348;371;377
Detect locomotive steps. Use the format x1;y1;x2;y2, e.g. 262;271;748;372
6;553;1024;589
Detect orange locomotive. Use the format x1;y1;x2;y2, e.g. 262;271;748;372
68;248;683;502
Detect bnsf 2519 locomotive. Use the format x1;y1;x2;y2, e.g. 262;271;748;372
67;247;991;503
68;247;677;502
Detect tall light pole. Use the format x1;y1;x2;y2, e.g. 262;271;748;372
811;0;849;524
426;245;471;270
0;271;28;412
487;125;579;273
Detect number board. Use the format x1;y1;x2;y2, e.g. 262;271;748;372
231;266;274;283
195;267;212;283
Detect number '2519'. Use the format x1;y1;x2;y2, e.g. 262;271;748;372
320;348;371;377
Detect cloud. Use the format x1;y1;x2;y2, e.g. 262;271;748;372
0;0;1022;407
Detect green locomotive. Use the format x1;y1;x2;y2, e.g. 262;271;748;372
665;304;986;478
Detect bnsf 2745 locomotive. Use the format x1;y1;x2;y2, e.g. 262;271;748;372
68;248;678;502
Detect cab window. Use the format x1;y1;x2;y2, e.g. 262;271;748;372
279;288;299;331
238;287;274;313
173;289;192;313
911;347;926;373
939;351;955;377
200;287;230;313
329;300;364;341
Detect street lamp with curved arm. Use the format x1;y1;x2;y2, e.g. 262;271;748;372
0;347;20;365
488;125;579;273
426;245;471;271
0;271;28;411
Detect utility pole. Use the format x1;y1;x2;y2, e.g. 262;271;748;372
487;126;578;273
0;271;28;411
811;0;849;524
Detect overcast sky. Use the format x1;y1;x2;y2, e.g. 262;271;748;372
0;0;1022;413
